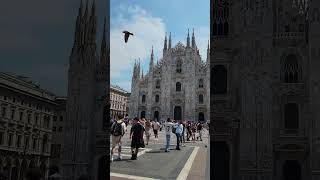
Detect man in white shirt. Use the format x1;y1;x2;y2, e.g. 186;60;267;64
164;118;174;152
110;115;127;162
174;120;183;150
152;119;160;139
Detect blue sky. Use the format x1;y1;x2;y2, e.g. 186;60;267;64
110;0;210;92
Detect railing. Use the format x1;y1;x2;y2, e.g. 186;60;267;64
278;128;306;138
279;83;306;95
274;32;305;40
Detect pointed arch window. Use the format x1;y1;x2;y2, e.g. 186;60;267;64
142;95;146;103
176;59;182;73
284;103;299;129
224;22;229;35
218;21;223;35
155;95;160;103
199;94;204;104
213;22;217;35
281;54;302;83
212;65;227;94
176;82;182;92
42;135;48;153
156;80;161;89
199;79;204;88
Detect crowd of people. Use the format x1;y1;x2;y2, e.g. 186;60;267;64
110;115;208;162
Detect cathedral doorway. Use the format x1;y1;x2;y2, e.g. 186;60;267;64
212;141;230;180
140;111;146;119
154;111;159;121
283;160;301;180
198;112;205;122
174;106;182;120
97;155;108;180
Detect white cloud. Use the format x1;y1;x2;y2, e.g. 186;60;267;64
110;5;166;80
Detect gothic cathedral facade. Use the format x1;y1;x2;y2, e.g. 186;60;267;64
211;0;320;179
129;31;210;122
63;1;109;180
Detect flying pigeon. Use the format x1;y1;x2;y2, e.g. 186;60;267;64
123;31;134;43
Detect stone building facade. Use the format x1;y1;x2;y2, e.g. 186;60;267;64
0;72;55;180
50;97;66;173
129;31;210;122
62;1;109;180
211;0;320;179
110;85;129;119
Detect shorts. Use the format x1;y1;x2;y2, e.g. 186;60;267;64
131;139;145;149
111;135;122;147
153;129;158;135
145;131;151;137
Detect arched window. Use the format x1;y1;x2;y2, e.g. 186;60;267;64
155;95;159;103
224;22;229;35
156;80;160;89
282;54;301;83
176;59;182;73
212;65;227;94
199;94;204;104
284;103;299;129
199;79;204;88
42;135;48;153
142;95;146;103
218;21;223;35
213;22;217;35
176;82;182;92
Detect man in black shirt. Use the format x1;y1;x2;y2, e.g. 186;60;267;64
130;117;145;160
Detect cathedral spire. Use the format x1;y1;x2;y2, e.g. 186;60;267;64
82;0;89;46
91;0;95;16
141;68;144;79
100;16;107;65
163;32;167;51
88;0;97;48
187;28;190;48
206;40;210;62
168;32;172;49
84;0;89;19
192;28;196;48
73;0;83;47
149;46;154;72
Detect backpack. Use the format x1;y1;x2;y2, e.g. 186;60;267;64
172;126;176;134
112;121;123;136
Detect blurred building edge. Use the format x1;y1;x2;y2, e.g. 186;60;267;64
110;85;130;119
211;0;320;180
0;72;65;180
62;0;110;179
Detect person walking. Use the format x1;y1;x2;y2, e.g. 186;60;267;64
175;120;183;150
197;122;203;141
164;118;174;152
145;119;152;145
110;115;126;162
152;119;160;139
130;117;145;160
180;121;186;146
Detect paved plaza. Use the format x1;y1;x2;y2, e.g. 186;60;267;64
110;125;210;180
